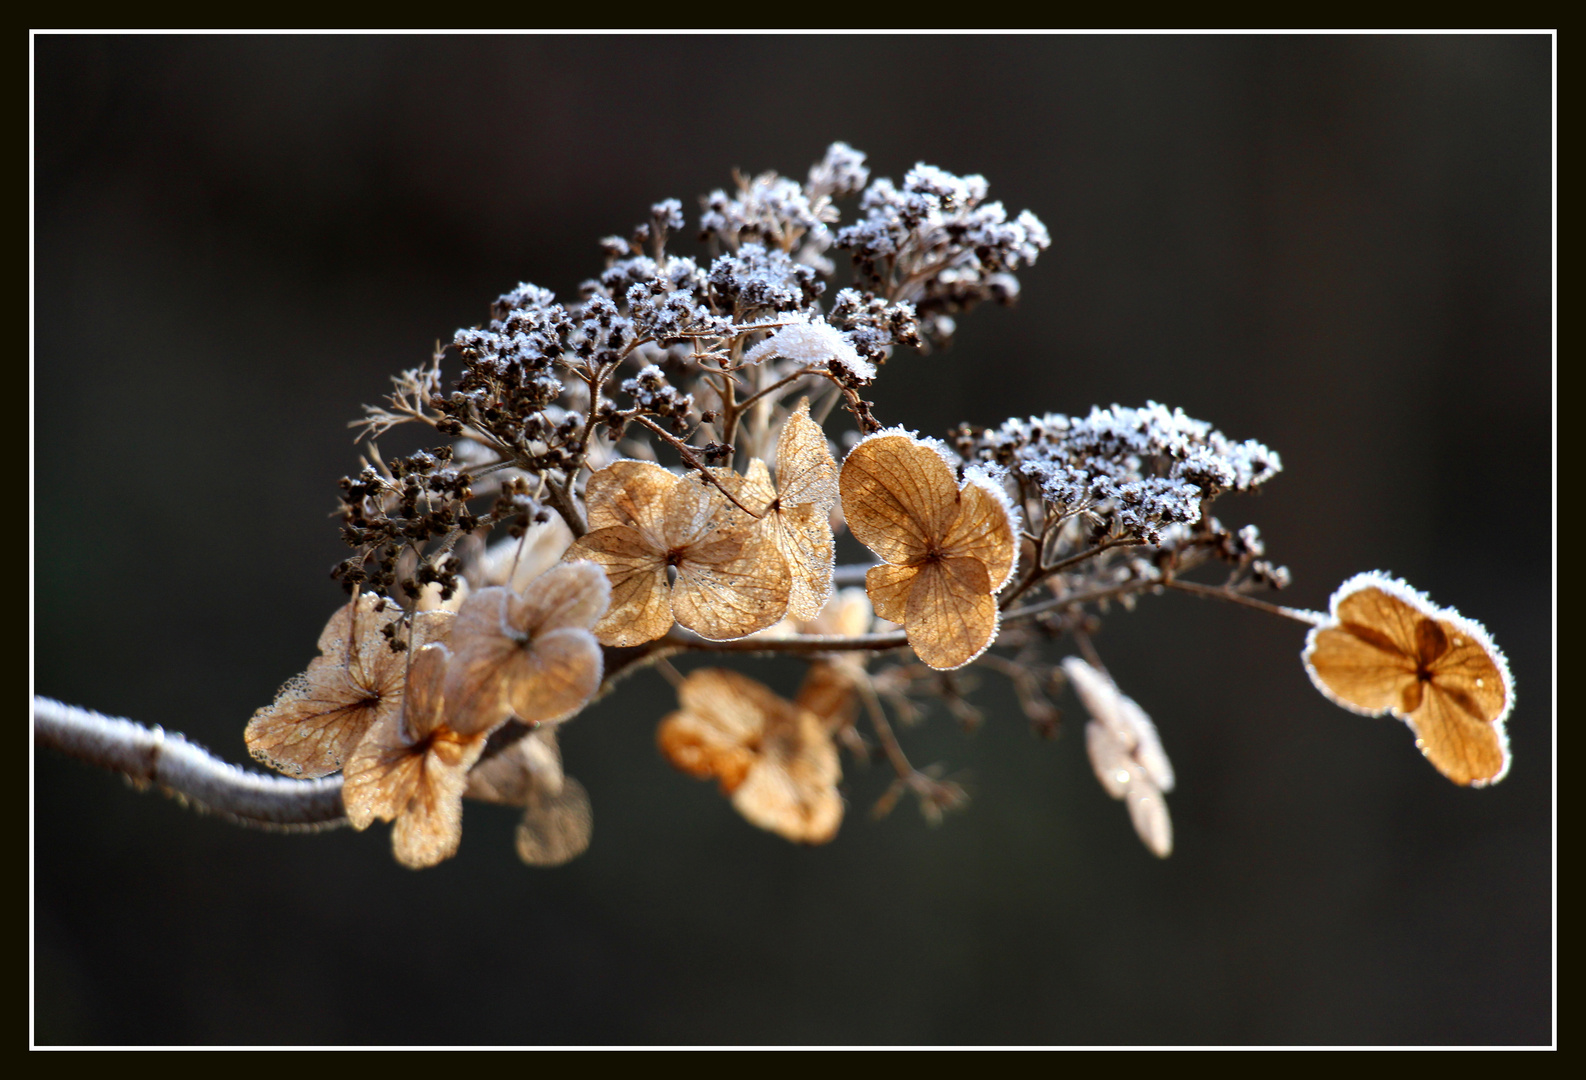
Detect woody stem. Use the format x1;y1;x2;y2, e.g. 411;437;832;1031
630;415;761;517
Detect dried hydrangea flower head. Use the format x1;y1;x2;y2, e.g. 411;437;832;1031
750;398;840;621
565;460;790;645
840;430;1018;670
657;668;843;844
245;596;454;779
1062;657;1175;858
341;642;497;869
1303;572;1513;786
444;560;610;732
465;726;593;867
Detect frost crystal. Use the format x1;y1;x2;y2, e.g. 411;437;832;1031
743;318;875;382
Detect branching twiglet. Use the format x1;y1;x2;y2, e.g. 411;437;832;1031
34;143;1515;869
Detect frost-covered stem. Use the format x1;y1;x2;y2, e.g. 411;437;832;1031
1163;578;1325;626
631;415;762;517
32;697;347;831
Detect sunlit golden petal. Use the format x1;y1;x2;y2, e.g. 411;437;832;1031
389;735;483;869
516;776;594;867
1303;572;1514;787
565;526;672;646
940;472;1018;592
731;757;843;845
672;525;792;640
839;432;959;564
340;711;424;830
584;459;677;543
1408;681;1512;787
1303;624;1417;715
775;397;839;511
657;668;774;790
905;556;996;670
864;562;916;624
776;502;835;622
795;660;860;732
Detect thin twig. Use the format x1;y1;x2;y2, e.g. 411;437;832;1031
1162;577;1325;626
631;415;762;517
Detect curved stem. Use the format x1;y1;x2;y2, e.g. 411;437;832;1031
1162;577;1325;626
33;697;346;831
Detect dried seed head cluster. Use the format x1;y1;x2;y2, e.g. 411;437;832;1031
231;144;1513;869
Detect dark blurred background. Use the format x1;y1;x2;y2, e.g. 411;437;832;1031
33;35;1552;1045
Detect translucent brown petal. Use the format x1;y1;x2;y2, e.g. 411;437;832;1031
245;594;410;779
839;434;958;564
905;556;997;671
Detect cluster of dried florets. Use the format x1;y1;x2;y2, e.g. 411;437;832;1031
231;145;1514;870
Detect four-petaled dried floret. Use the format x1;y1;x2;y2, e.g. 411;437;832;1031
1303;572;1513;787
657;668;843;845
1063;657;1175;859
840;429;1019;670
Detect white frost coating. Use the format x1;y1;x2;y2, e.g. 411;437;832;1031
860;425;963;475
1301;571;1514;785
742;318;876;382
1062;657;1175;792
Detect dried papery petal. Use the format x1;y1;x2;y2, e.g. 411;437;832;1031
775;398;840;512
246;595;444;779
665;471;791;640
446;562;609;732
341;644;489;870
659;668;843;844
567;460;791;645
516;777;594;867
1062;657;1174;792
904;557;998;671
466;726;565;806
731;710;843;844
840;433;958;564
473;514;575;593
1083;721;1173;858
657;668;770;792
1303;572;1513;786
767;403;840;621
840;430;1018;670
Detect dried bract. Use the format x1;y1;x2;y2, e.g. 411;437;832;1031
758;398;840;620
840;431;1017;669
465;727;593;867
1063;657;1175;858
657;668;843;844
245;596;454;779
1303;572;1512;786
566;460;790;645
341;643;496;868
445;561;609;732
